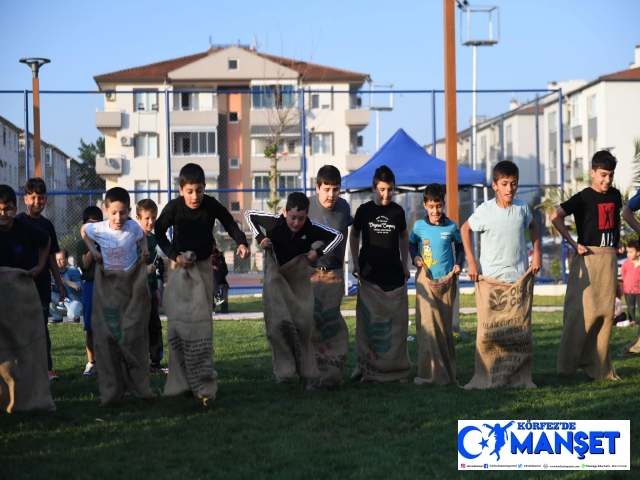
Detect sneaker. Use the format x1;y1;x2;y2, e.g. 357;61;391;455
83;362;96;376
48;318;63;324
215;298;225;306
48;370;60;381
149;363;169;374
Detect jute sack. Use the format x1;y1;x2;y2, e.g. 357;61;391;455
414;269;457;386
163;253;217;404
464;270;536;389
0;268;56;413
352;278;411;383
92;260;156;405
263;252;321;384
557;248;618;380
309;267;349;387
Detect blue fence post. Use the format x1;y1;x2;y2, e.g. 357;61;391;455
23;90;30;182
165;90;172;204
300;88;307;194
558;88;567;284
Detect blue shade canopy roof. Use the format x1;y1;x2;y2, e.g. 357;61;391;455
341;128;485;192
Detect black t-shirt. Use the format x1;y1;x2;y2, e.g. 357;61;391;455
353;200;407;286
560;187;622;247
15;213;60;300
0;217;50;271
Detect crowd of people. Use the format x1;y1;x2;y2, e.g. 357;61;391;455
1;151;638;412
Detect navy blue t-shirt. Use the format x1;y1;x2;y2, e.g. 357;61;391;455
0;217;50;271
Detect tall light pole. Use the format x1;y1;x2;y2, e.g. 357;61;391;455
19;57;50;178
369;83;393;151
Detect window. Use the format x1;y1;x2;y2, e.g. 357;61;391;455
134;180;160;205
229;112;239;123
311;133;332;155
229;157;240;169
311;94;319;109
135;134;159;158
44;148;52;167
253;173;299;200
2;125;5;145
506;125;513;143
228;59;238;70
549;150;557;171
480;136;487;162
587;95;597;118
251;84;296;109
251;138;299;156
135;90;158;112
172;131;217;156
230;201;241;213
548;112;557;134
571;95;580;126
588;137;598;159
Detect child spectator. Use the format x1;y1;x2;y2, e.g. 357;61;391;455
75;206;102;376
552;150;622;380
0;184;55;412
15;177;66;381
135;198;167;374
621;239;640;323
81;187;155;405
211;238;229;313
461;161;541;389
49;249;83;323
349;166;412;383
155;163;249;403
615;282;628;325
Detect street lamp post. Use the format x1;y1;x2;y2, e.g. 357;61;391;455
19;57;50;178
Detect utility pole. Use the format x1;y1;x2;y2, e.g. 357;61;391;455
444;0;459;224
19;58;50;178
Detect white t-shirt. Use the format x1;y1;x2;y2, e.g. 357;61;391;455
84;219;144;271
467;198;532;283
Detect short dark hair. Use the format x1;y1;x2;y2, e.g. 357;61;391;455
627;240;640;251
24;177;47;195
591;150;617;172
316;165;342;187
0;184;17;207
492;160;519;183
82;206;103;224
57;249;69;259
104;187;130;208
136;198;158;216
373;165;395;187
179;163;205;187
285;192;310;212
423;183;445;203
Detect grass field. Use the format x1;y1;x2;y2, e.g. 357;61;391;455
1;312;639;479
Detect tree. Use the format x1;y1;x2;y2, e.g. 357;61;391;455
77;137;106;191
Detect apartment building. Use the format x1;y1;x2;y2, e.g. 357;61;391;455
0;115;21;187
92;45;371;228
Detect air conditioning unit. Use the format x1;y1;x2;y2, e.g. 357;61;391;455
105;91;116;102
95;155;123;175
120;136;133;147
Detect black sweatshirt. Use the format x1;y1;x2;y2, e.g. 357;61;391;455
155;195;248;261
244;210;343;266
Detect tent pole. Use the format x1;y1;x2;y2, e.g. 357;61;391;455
444;0;459;224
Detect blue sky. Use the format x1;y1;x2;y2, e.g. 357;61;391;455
1;0;638;157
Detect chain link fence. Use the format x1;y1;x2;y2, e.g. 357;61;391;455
0;88;571;292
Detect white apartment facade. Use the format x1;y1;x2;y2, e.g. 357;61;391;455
0;115;21;187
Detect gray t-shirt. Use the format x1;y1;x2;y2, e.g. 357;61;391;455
308;195;353;269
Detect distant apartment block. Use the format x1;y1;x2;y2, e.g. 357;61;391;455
0;115;21;187
92;45;372;228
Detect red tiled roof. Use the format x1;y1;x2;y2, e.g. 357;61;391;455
599;65;640;81
94;48;369;84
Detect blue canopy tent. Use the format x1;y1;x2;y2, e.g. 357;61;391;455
341;128;486;192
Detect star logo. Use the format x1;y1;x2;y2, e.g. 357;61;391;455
479;437;489;449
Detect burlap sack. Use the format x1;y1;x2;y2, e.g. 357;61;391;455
557;248;618;380
263;252;321;384
92;260;156;405
309;267;349;387
0;268;56;413
352;278;411;383
464;270;536;389
163;253;217;404
414;269;457;386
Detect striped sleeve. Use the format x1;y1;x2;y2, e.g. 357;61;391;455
244;210;280;245
310;221;343;258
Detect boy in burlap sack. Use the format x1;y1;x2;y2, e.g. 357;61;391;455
308;166;353;388
349;166;412;382
553;151;623;380
410;184;464;386
245;192;343;389
81;187;156;405
0;184;55;413
155;163;249;404
461;161;541;389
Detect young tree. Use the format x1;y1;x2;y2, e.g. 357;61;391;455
77;137;106;191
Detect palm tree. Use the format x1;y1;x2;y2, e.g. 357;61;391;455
535;172;589;241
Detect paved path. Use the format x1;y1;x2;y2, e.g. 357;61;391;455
159;305;564;322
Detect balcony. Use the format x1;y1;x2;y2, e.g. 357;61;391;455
95;110;122;130
171;109;218;127
251;155;301;172
171;155;220;175
572;125;582;140
562;124;570;142
95;155;123;175
250;109;300;127
346;153;371;171
345;108;370;127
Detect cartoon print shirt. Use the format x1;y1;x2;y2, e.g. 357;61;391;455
84;219;144;271
560;187;622;248
409;216;463;280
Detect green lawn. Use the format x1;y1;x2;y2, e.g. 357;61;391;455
1;312;638;479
